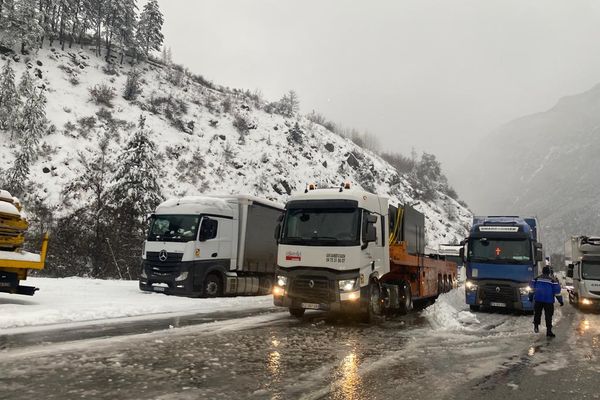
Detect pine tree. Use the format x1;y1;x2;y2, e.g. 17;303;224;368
136;0;163;57
123;67;142;100
13;0;44;53
62;133;115;277
108;115;162;279
14;73;47;154
114;0;137;64
0;60;21;131
278;90;300;117
1;0;19;48
111;115;162;230
4;149;30;197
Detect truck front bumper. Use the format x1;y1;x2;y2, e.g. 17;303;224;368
273;268;364;313
465;280;533;311
139;260;200;297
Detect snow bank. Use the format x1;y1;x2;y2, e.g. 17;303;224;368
0;277;273;330
422;286;479;330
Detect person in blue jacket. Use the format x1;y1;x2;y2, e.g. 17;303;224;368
530;265;563;337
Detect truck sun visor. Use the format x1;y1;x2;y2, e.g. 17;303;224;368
285;200;359;210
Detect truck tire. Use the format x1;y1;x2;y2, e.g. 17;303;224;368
203;273;222;298
361;280;383;323
470;305;480;312
398;284;413;315
289;307;305;318
437;277;443;295
259;277;273;295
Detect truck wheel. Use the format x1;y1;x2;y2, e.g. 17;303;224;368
361;280;383;323
398;284;413;315
470;305;480;312
259;277;273;295
437;278;443;295
289;307;305;318
203;274;222;298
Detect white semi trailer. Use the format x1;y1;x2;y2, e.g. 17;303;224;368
565;235;600;308
139;195;283;297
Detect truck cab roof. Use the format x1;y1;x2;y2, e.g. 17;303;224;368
286;188;388;214
155;194;283;216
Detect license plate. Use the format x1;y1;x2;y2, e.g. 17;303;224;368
301;303;321;310
153;286;166;292
490;302;506;307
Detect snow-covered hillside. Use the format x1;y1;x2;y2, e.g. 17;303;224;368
0;47;470;248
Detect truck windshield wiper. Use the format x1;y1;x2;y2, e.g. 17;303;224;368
470;256;495;262
311;236;339;242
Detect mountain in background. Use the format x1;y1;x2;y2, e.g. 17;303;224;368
0;46;471;277
459;83;600;255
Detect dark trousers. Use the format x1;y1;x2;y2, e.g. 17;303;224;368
533;301;554;329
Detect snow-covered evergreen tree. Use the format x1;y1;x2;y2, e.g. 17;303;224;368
13;73;47;156
13;0;44;53
4;149;30;197
62;133;115;277
0;60;21;131
278;90;300;117
111;115;162;229
114;0;138;64
136;0;163;57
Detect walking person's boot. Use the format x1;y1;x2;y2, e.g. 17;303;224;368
547;329;556;338
534;324;539;333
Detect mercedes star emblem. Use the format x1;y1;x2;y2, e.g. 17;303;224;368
159;250;168;262
308;280;315;288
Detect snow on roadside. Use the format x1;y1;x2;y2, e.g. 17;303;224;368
0;277;274;330
422;286;479;330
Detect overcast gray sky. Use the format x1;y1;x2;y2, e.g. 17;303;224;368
156;0;600;190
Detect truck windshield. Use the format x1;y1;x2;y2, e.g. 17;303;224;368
582;261;600;280
147;214;200;242
281;208;361;246
468;238;531;264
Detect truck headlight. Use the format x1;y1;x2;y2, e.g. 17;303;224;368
338;279;357;292
465;280;478;291
581;298;593;306
175;272;188;282
519;286;533;296
276;276;288;287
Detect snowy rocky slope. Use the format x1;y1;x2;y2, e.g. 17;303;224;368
0;47;470;248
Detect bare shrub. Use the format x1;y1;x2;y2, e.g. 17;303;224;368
88;83;116;108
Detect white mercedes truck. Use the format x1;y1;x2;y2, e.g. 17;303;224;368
565;235;600;308
139;195;283;297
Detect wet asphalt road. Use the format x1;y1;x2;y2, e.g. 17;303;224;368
0;299;596;400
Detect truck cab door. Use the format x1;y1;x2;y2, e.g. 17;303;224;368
217;218;233;260
197;217;221;260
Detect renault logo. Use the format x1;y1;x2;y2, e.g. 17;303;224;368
159;250;168;262
308;280;315;288
495;286;501;293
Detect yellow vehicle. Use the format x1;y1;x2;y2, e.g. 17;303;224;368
0;190;48;296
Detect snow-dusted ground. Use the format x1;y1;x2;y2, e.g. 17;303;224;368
0;278;577;399
0;277;273;331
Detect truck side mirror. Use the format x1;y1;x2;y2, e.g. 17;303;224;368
274;214;284;242
459;247;465;262
274;223;281;242
362;214;378;246
567;264;574;278
534;243;543;262
364;224;377;243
